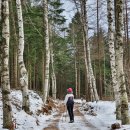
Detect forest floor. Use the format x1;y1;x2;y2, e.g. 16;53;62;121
43;103;99;130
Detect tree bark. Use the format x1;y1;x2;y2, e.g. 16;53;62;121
97;0;102;99
43;0;50;104
107;0;121;120
50;27;57;100
115;0;129;124
1;0;13;128
80;0;99;101
16;0;30;112
10;0;18;89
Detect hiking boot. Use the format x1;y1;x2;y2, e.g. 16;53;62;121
69;120;74;123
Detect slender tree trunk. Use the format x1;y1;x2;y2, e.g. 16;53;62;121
1;0;13;128
28;64;31;89
35;63;37;90
82;34;95;101
125;0;129;65
77;64;80;98
103;45;106;98
50;28;56;100
97;0;102;99
43;0;50;104
33;52;37;91
72;23;78;98
75;56;78;98
16;0;30;112
124;0;130;96
42;51;45;90
80;0;99;101
10;0;18;89
115;0;129;124
107;0;121;120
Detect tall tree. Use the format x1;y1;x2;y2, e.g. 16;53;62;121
50;24;57;99
115;0;129;124
1;0;13;128
80;0;99;101
43;0;50;104
48;0;66;99
96;0;102;99
10;0;18;89
107;0;121;120
16;0;30;112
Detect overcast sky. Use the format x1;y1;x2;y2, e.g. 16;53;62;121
61;0;108;36
61;0;75;25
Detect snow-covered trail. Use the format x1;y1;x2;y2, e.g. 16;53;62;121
43;103;99;130
58;104;99;130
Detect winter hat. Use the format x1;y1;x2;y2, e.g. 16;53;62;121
67;88;73;93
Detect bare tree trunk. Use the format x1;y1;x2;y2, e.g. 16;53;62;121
75;56;78;98
124;0;130;96
115;0;129;124
82;35;94;101
28;64;32;89
80;0;99;101
107;0;121;120
33;51;37;91
77;64;80;98
42;51;45;91
97;0;102;99
43;0;50;104
50;26;56;100
125;0;129;65
1;0;13;128
10;0;18;89
16;0;30;112
72;23;78;98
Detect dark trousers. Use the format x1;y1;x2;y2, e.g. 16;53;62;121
67;104;74;121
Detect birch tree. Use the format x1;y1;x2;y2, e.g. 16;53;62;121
80;0;99;101
43;0;50;104
115;0;129;124
16;0;30;112
50;25;56;100
1;0;13;128
107;0;121;119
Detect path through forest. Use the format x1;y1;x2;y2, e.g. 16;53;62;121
43;103;99;130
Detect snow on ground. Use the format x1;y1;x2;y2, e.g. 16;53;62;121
74;99;130;130
0;89;57;130
59;116;90;130
1;90;130;130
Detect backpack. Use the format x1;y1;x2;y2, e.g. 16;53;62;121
67;96;74;105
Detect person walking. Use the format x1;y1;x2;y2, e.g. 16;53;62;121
64;88;74;123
